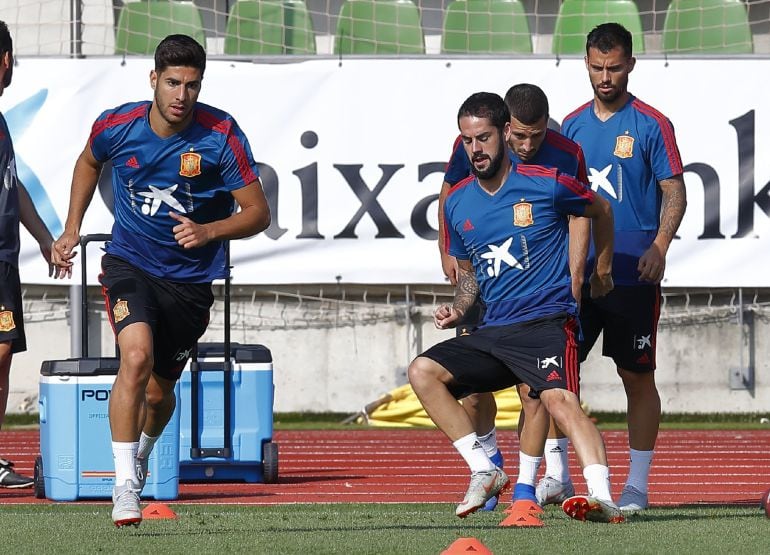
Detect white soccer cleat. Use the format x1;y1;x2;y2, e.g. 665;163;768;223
455;467;510;518
562;495;625;524
618;485;649;513
536;476;575;506
112;479;142;527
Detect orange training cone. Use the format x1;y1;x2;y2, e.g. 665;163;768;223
503;499;544;515
142;503;178;520
499;510;545;527
440;537;493;554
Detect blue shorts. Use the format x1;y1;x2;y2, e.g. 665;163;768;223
99;254;214;381
0;261;26;353
579;283;661;372
420;313;580;399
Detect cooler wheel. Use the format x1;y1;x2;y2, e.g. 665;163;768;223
263;441;279;483
33;455;45;499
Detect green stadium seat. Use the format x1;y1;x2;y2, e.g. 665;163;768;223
442;0;532;54
224;0;316;55
334;0;425;54
552;0;645;55
662;0;753;54
115;1;206;55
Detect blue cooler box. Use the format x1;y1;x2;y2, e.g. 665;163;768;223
37;358;180;501
178;343;277;483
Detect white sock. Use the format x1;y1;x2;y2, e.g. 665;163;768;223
625;448;654;493
544;437;570;482
453;433;495;473
517;452;542;486
583;463;612;502
112;441;139;485
137;432;160;460
477;428;499;457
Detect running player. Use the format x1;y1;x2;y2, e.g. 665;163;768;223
51;35;271;526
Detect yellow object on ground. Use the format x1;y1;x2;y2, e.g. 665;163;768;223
360;384;523;428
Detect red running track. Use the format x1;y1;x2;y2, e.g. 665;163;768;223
1;429;768;505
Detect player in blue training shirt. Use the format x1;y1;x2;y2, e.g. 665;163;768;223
0;20;59;490
549;23;687;514
410;92;623;524
437;84;590;511
52;35;271;527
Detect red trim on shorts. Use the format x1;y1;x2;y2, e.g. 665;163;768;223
99;273;118;340
564;317;580;396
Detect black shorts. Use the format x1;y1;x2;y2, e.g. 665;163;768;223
579;283;661;372
99;254;214;381
421;313;580;400
0;261;26;353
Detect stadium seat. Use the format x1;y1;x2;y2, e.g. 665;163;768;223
224;0;316;55
441;0;532;54
662;0;753;54
552;0;645;55
334;0;425;54
115;1;206;55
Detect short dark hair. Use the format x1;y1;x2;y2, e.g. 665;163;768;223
0;20;13;57
503;84;549;125
457;92;510;131
586;22;633;58
154;34;206;76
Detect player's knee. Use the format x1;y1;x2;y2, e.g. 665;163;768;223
408;357;442;390
120;347;154;376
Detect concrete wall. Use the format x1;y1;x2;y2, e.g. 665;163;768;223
7;285;770;416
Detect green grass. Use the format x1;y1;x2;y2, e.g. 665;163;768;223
0;503;766;554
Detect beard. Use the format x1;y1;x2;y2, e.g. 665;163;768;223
593;82;623;103
471;142;505;180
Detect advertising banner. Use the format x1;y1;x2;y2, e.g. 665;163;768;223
6;57;769;286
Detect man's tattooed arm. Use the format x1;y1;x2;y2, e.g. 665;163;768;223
452;260;479;318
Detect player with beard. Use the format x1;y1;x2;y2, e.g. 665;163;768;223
550;23;687;514
437;84;590;511
409;92;623;523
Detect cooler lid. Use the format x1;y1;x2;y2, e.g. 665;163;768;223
196;342;272;363
40;357;121;376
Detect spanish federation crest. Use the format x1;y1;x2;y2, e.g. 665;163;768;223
614;134;635;159
0;309;15;332
513;201;534;227
113;299;130;323
179;151;202;177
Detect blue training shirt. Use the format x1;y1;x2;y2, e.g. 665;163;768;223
443;155;596;327
562;95;683;285
89;101;260;283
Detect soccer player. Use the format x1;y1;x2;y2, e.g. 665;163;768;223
437;83;590;510
545;22;687;514
0;20;59;489
411;92;623;523
51;35;271;526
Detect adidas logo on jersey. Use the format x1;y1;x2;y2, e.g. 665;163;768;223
126;156;140;168
636;353;650;365
546;370;561;382
463;219;474;231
